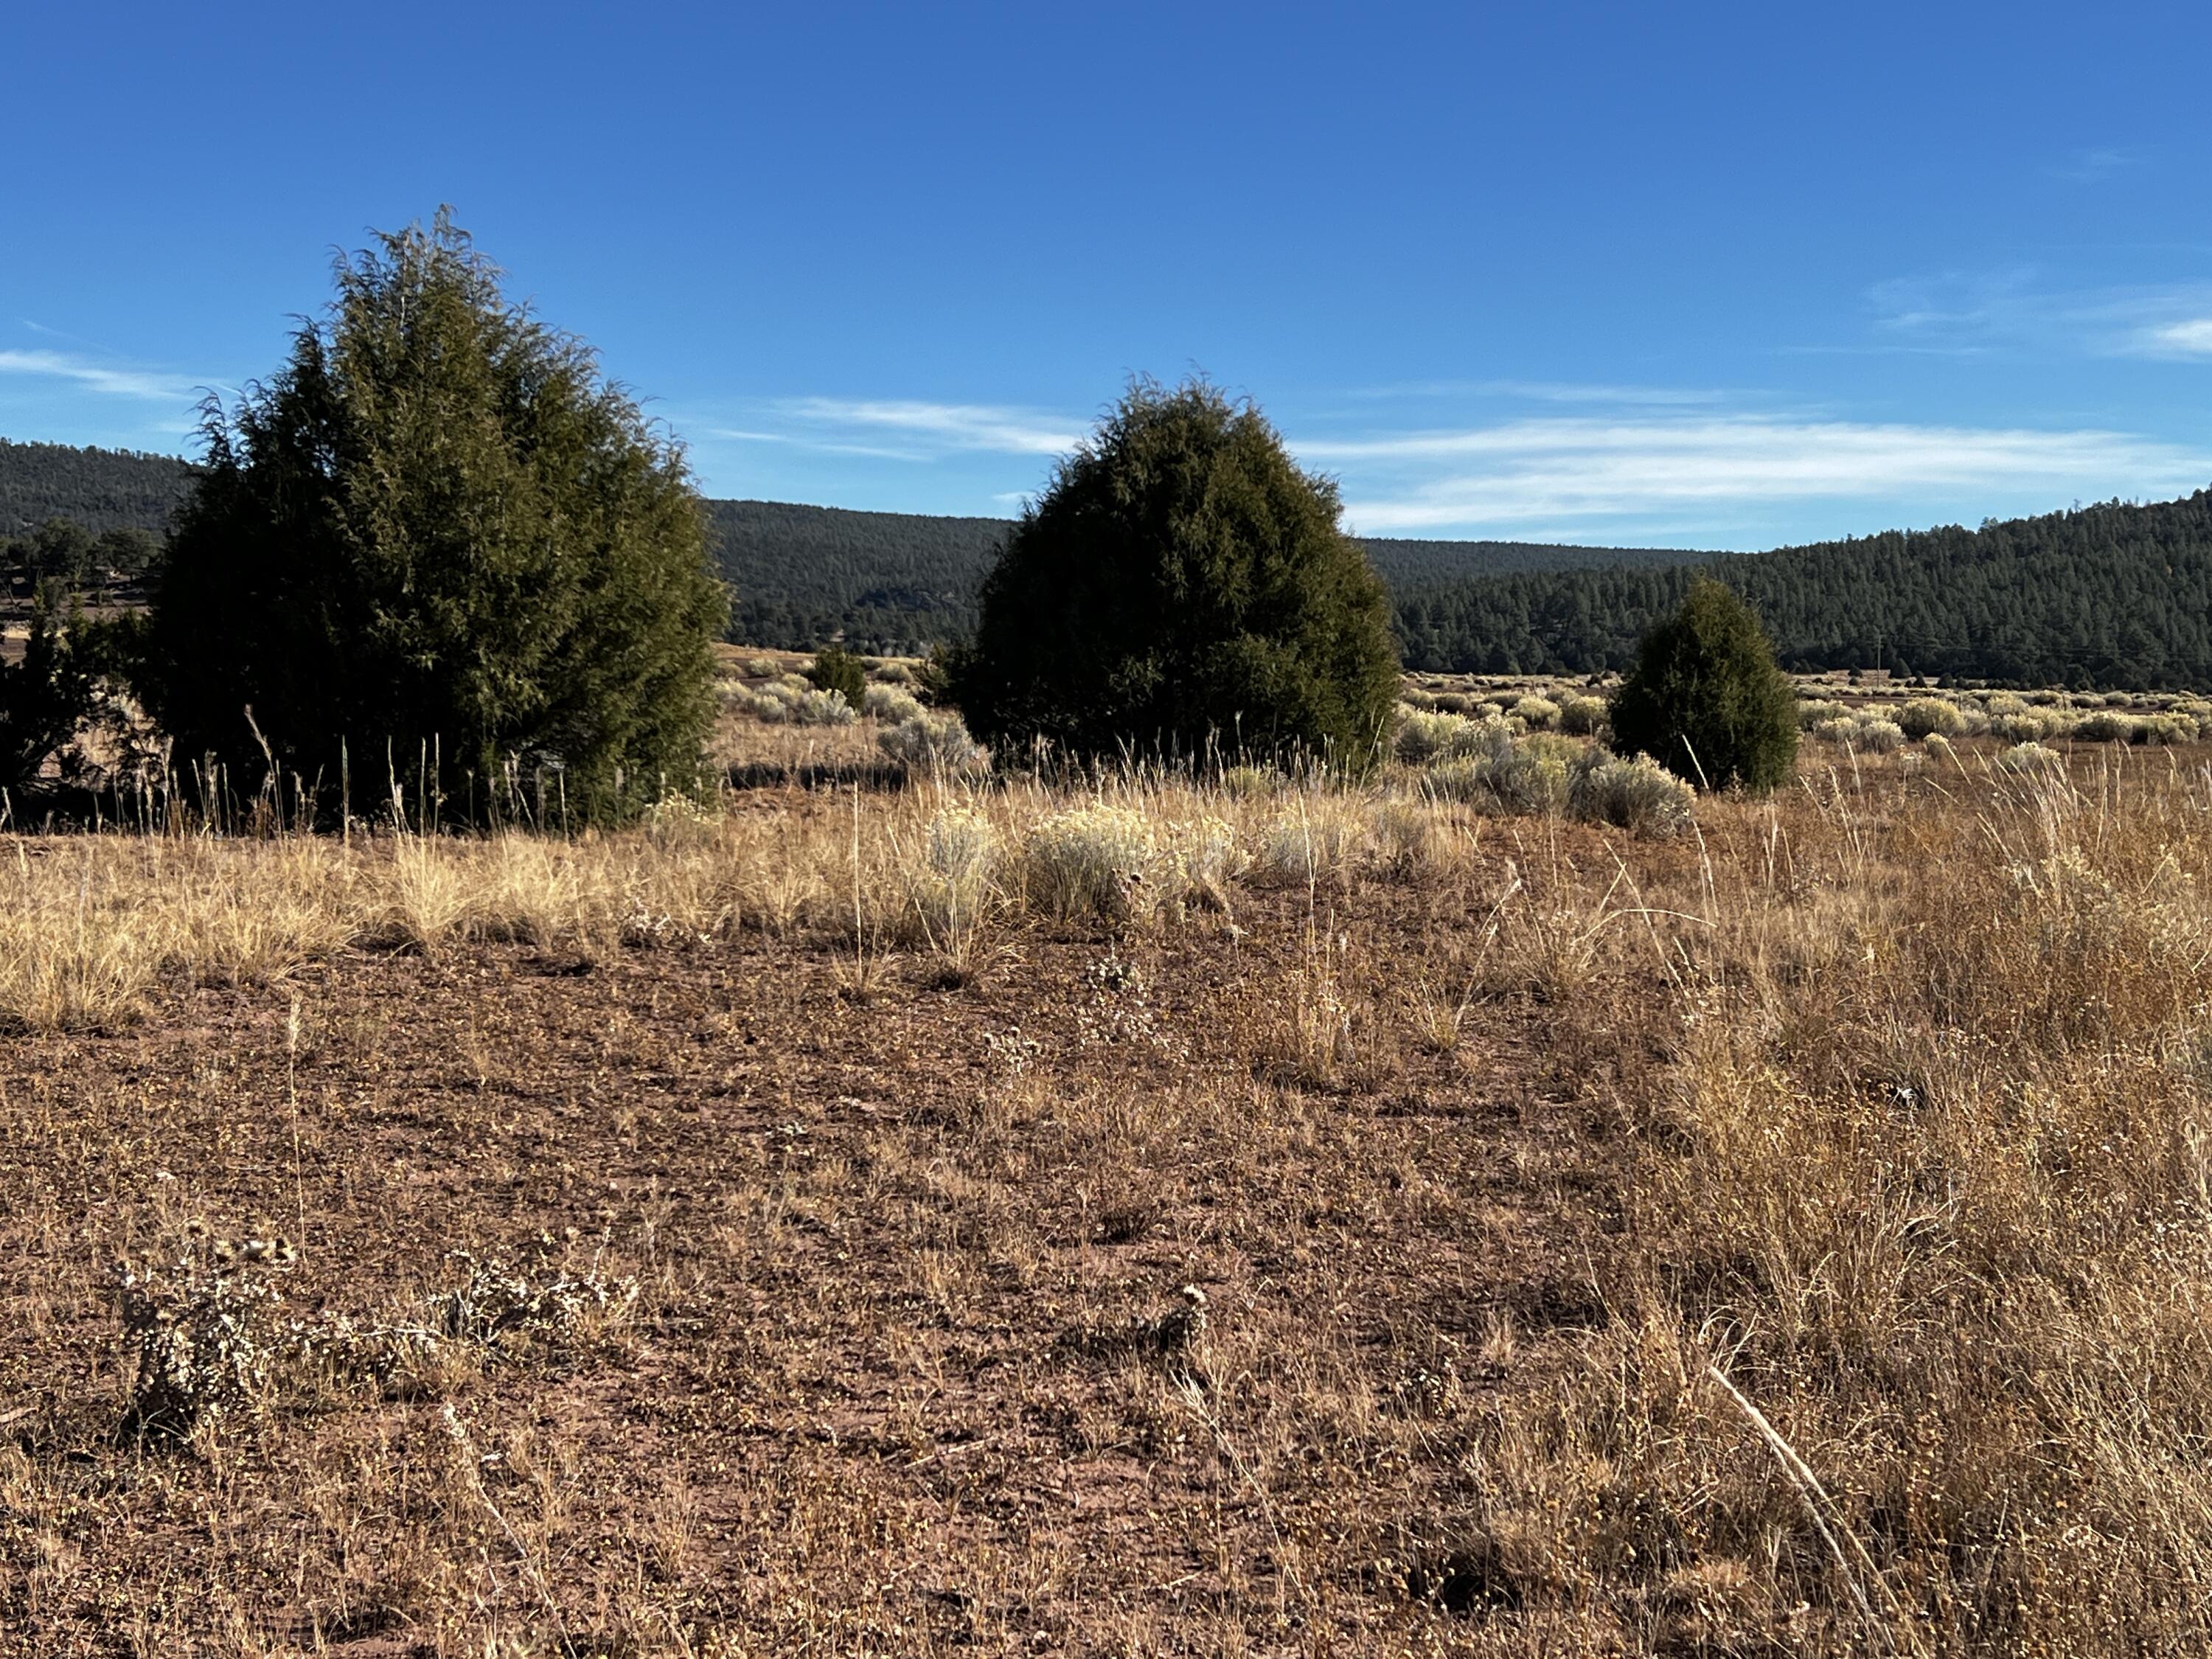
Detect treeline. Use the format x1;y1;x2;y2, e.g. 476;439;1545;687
18;432;2212;686
0;438;1719;651
708;497;1712;653
1396;492;2212;686
0;439;195;537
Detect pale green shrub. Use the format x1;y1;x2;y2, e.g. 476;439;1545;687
1558;694;1609;736
902;807;1001;946
1399;689;1439;712
1997;741;2064;773
1989;709;2056;743
869;659;917;686
1398;711;1517;765
1855;717;1906;753
1253;801;1366;886
742;654;782;678
1425;739;1572;817
2133;714;2197;745
1568;752;1694;837
737;675;860;726
1020;804;1160;920
1896;697;1968;740
1812;714;1904;752
1395;710;1470;765
2073;710;2138;744
1513;695;1561;731
877;712;986;772
1798;698;1851;730
863;685;925;725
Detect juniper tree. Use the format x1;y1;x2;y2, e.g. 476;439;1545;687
139;210;726;821
948;378;1399;771
1609;579;1798;791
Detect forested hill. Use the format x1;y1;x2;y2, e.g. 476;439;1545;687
709;496;1714;653
0;438;196;535
0;445;1709;650
32;435;2211;686
1400;490;2212;687
708;499;1006;653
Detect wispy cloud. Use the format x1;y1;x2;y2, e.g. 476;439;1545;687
2052;146;2143;184
0;347;208;403
779;397;1082;456
707;426;923;461
2139;319;2212;358
1861;268;2212;361
692;378;2212;542
1348;378;1729;407
1314;414;2211;537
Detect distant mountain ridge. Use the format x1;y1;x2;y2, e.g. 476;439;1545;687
0;437;1717;653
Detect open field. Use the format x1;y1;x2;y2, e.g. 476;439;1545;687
6;711;2212;1654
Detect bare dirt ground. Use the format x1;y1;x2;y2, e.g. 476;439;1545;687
0;807;1668;1656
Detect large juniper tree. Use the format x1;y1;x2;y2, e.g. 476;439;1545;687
948;378;1399;771
140;211;726;821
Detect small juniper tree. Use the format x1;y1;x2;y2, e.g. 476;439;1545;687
947;378;1399;771
1609;579;1797;791
139;210;727;823
806;645;866;711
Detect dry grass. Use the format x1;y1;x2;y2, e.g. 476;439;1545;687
4;737;2212;1653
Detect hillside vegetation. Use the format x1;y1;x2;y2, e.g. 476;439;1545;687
1400;490;2212;685
0;438;197;536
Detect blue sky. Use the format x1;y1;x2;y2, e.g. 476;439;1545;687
5;0;2211;549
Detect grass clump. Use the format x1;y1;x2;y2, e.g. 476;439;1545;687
1252;799;1366;887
